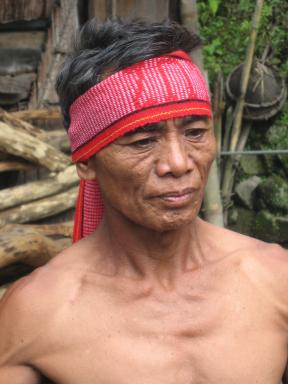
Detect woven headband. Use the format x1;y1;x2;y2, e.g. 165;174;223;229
68;50;212;242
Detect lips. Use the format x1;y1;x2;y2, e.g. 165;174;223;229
152;188;196;207
158;188;194;198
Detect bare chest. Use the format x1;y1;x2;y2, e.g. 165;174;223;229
33;278;287;384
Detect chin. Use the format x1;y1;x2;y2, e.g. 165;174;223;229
137;210;198;233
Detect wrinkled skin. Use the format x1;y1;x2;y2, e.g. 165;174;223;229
90;116;216;232
0;117;288;384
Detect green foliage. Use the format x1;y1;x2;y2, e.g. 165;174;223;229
197;0;288;84
264;108;288;172
208;0;220;15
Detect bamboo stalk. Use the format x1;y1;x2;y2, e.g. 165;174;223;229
221;0;264;216
213;73;224;155
203;159;224;226
229;0;264;152
222;106;234;152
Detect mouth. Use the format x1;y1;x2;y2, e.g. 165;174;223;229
153;188;196;207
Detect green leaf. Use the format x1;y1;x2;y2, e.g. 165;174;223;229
208;0;220;15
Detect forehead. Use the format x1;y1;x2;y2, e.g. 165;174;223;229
124;116;210;136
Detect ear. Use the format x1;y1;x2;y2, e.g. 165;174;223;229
76;160;97;181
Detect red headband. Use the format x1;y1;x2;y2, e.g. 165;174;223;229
68;50;212;242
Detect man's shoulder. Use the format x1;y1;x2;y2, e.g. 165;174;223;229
202;218;286;258
0;246;89;364
214;225;288;316
202;219;288;292
0;272;43;365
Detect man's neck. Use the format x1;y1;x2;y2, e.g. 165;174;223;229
94;213;209;288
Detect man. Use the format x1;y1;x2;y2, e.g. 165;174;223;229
0;18;287;384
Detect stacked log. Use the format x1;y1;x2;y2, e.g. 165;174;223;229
0;0;80;289
0;109;77;292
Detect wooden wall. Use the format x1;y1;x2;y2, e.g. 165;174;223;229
0;0;53;23
0;0;186;110
88;0;180;21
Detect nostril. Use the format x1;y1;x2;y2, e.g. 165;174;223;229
156;151;193;177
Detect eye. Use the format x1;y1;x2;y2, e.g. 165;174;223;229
129;137;157;148
185;128;206;141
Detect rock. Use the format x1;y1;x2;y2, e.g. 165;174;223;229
235;176;261;209
265;124;288;172
254;210;288;243
239;155;266;176
255;174;288;213
228;207;256;236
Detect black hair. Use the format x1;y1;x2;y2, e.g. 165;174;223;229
56;18;202;129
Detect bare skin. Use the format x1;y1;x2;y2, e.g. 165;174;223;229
0;117;288;384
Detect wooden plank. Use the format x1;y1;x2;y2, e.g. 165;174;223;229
88;0;108;20
0;48;41;75
0;0;53;23
0;31;46;49
32;52;65;107
0;73;36;105
52;0;79;54
0;19;49;31
113;0;170;20
88;0;177;22
169;0;180;21
31;0;80;107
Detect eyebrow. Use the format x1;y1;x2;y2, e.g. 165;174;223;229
181;116;209;125
123;123;161;137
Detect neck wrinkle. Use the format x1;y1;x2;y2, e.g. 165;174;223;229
99;213;207;287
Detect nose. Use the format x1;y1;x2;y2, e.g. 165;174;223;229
155;133;194;178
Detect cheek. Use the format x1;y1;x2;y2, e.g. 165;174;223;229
95;152;149;198
194;138;216;177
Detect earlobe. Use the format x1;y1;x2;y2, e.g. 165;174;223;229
76;161;97;181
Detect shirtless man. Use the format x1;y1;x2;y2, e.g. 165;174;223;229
0;18;287;384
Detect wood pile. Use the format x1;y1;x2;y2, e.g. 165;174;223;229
0;108;76;294
0;0;82;294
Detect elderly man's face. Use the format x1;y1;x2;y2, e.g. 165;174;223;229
88;116;216;231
